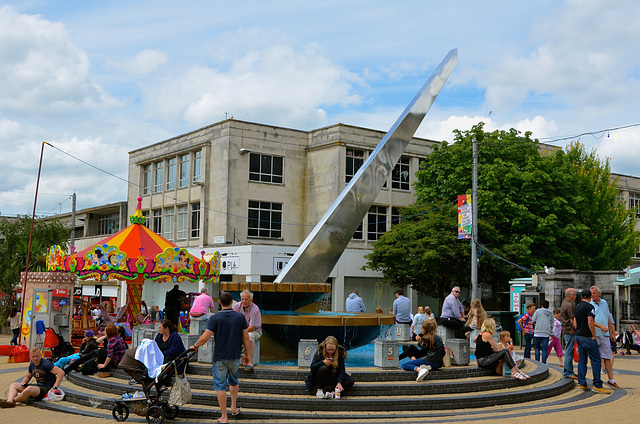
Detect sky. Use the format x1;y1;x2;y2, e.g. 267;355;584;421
1;0;639;217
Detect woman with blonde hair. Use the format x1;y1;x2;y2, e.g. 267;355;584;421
305;336;354;399
400;318;445;381
474;318;529;380
466;298;486;330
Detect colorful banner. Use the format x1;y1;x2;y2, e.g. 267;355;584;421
457;194;472;239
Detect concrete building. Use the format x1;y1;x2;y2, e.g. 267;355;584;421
128;119;438;313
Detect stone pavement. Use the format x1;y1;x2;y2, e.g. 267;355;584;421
1;332;638;424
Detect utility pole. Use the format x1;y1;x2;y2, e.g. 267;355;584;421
471;137;479;300
71;192;76;249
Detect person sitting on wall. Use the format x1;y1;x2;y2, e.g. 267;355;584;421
232;289;262;370
400;318;445;381
0;347;65;408
305;336;354;399
345;290;366;313
440;286;471;339
190;287;216;317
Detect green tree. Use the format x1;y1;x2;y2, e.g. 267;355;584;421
0;216;70;295
364;123;639;303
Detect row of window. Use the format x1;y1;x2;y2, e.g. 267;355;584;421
246;200;399;241
97;213;120;236
630;192;640;218
346;148;411;190
142;151;202;195
141;203;200;241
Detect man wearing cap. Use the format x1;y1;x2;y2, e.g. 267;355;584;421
62;330;100;374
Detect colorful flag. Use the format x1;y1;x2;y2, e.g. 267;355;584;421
458;194;472;239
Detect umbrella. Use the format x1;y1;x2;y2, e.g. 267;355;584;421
46;197;220;324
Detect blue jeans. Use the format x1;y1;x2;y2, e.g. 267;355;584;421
563;333;576;377
523;333;533;358
533;336;549;363
10;328;20;345
576;336;602;388
401;359;441;372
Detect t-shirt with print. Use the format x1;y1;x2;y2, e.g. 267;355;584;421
575;301;596;338
28;358;56;387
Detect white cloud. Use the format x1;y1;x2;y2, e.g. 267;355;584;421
0;6;117;117
109;49;168;76
143;44;364;129
598;127;640;177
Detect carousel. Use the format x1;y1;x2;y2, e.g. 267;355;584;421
46;197;220;338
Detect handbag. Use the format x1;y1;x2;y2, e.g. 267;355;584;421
168;368;192;406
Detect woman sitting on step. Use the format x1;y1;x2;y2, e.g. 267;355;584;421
400;319;444;381
474;318;529;380
305;336;354;399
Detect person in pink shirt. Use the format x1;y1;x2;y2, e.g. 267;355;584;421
190;287;216;317
232;289;262;370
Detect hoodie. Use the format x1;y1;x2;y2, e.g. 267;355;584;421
532;307;554;337
345;293;366;313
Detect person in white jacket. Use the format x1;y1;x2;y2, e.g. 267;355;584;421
532;300;554;364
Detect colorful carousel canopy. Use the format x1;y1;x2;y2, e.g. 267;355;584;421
46;197;220;284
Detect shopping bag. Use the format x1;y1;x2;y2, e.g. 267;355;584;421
573;340;579;362
168;372;191;406
43;388;65;402
443;348;452;367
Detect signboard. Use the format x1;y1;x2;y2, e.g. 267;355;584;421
457;194;472;239
273;257;291;275
213;235;226;244
221;256;240;274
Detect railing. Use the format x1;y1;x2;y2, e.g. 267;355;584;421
621;302;640;321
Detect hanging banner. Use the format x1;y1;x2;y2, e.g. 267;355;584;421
457;194;472;239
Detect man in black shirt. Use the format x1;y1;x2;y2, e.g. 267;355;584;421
574;289;609;394
165;284;186;325
0;347;65;407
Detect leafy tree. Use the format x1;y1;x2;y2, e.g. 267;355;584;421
0;216;70;296
364;122;639;303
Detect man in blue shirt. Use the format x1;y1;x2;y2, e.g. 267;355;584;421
345;291;366;313
440;286;471;339
192;292;250;423
392;288;412;324
590;286;620;390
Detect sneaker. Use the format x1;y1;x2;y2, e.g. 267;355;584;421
606;380;621;390
592;386;611;394
612;369;620;375
128;378;137;385
566;375;578;380
324;392;334;399
416;365;430;382
601;369;606;375
316;389;324;399
0;400;16;408
578;384;590;391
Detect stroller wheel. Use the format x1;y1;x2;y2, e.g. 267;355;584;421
146;405;165;424
165;405;179;420
112;402;129;422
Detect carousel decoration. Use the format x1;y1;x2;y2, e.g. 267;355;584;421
46;197;220;326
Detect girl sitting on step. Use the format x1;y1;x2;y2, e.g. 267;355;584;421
400;319;444;382
305;336;354;399
475;319;529;380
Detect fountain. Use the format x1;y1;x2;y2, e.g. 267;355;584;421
223;50;458;358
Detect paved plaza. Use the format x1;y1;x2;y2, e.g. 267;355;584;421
1;332;639;423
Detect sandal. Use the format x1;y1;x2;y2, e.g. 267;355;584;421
512;372;527;380
232;408;241;416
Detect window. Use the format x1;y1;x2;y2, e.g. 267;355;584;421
154;162;163;193
141;210;149;228
164;207;174;240
248;200;282;238
97;213;119;235
249;153;284;184
152;209;162;234
176;205;188;240
346;148;365;183
367;205;387;241
142;164;151;195
179;154;190;188
392;156;410;190
191;203;200;238
630;192;640;218
352;221;364;240
391;206;401;227
193;151;202;182
166;158;176;190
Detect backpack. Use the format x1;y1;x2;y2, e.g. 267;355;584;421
516;313;530;332
81;357;99;375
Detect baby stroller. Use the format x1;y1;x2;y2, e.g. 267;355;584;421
112;348;195;424
619;331;640;355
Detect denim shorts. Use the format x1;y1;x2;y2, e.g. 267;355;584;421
213;359;240;391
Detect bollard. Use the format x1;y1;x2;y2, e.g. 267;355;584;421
446;339;470;366
298;339;318;368
374;339;399;369
197;337;215;363
395;324;411;341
